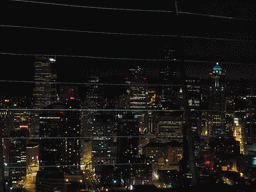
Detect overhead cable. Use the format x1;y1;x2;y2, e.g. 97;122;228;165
0;108;184;112
10;0;256;22
0;79;182;87
1;25;255;43
0;25;173;37
0;108;231;113
3;135;183;140
0;52;255;65
6;162;153;169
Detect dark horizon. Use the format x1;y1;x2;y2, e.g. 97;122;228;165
1;0;256;85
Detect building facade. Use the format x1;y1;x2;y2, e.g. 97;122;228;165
33;56;57;109
38;99;81;175
8;128;29;187
209;62;226;135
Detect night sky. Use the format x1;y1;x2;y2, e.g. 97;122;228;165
1;0;256;96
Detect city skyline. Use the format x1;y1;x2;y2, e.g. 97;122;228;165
1;1;256;191
1;0;256;85
2;55;256;191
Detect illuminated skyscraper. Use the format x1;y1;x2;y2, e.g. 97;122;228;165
209;63;225;91
125;66;149;134
33;56;57;136
33;56;57;109
209;62;226;135
125;66;148;109
8;128;29;187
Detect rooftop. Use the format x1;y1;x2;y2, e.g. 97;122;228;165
213;62;222;71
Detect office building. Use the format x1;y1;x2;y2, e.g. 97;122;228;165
38;98;81;175
33;56;58;138
209;62;226;135
33;56;57;109
156;111;183;143
58;85;79;102
8;128;29;187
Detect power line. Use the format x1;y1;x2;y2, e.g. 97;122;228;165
10;0;170;12
0;51;178;61
0;108;184;112
0;108;233;113
5;162;153;169
0;52;255;65
10;0;256;22
0;25;173;37
0;79;248;87
1;78;256;88
0;79;182;87
3;135;183;140
182;35;255;42
181;11;256;22
1;25;255;43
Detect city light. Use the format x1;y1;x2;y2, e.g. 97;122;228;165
1;12;256;190
20;125;28;129
49;58;56;62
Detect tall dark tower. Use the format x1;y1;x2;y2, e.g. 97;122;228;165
33;56;57;109
209;62;226;135
33;56;57;137
38;98;81;174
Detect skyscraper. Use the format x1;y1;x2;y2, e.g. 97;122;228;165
33;56;57;109
8;128;29;187
125;66;149;134
33;56;57;137
209;62;226;135
38;98;81;175
81;76;117;172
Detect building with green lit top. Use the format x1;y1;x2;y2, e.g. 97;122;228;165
209;62;226;135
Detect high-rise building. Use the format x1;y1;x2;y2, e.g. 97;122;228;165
81;76;118;173
33;56;57;109
125;66;148;109
8;128;29;187
124;66;150;136
116;112;140;163
157;65;180;110
115;112;141;187
33;56;58;138
38;99;81;175
156;111;183;143
209;62;226;135
185;77;202;136
58;85;79;102
1;96;34;136
90;112;117;172
85;76;104;109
